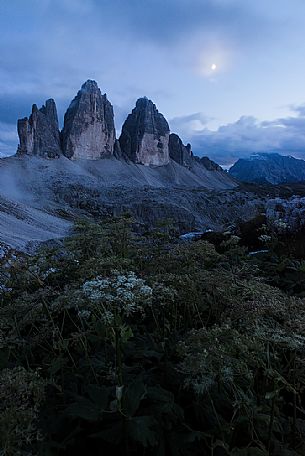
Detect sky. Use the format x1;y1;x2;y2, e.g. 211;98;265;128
1;0;305;166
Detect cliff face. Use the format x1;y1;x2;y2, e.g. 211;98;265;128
197;156;223;171
61;80;116;160
17;99;61;158
119;97;170;166
229;153;305;184
169;133;193;168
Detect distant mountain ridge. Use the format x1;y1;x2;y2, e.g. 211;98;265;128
229;153;305;184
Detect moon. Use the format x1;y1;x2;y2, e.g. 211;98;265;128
211;63;217;71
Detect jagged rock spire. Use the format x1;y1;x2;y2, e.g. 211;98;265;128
119;97;170;166
169;133;193;168
17;99;61;158
14;80;225;174
61;80;116;159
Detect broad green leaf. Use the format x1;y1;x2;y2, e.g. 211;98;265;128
231;448;268;456
65;398;100;421
86;384;109;409
127;416;158;448
48;356;67;375
124;378;147;416
90;422;124;444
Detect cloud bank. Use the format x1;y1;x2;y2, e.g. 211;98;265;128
170;107;305;166
1;0;305;163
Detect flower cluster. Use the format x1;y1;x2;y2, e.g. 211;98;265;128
178;325;264;395
41;267;59;279
221;235;241;248
272;218;289;233
258;234;272;243
81;271;153;321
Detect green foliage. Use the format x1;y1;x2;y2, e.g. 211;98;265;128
0;367;46;455
1;217;305;454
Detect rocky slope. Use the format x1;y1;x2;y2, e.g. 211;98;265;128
229;153;305;184
0;155;257;250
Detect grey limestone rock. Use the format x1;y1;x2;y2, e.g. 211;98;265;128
17;99;61;158
169;133;223;172
169;133;193;167
119;97;170;166
61;80;116;160
197;156;223;171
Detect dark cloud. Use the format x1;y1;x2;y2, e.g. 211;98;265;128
0;0;272;98
86;0;266;45
169;112;211;144
0;122;18;157
1;1;304;162
0;94;47;124
186;112;305;166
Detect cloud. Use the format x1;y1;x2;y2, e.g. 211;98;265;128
186;110;305;166
1;1;305;162
0;0;272;105
0;122;18;157
36;0;267;46
169;113;211;141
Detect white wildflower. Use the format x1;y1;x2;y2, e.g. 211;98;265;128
139;285;152;296
258;234;272;243
102;310;114;325
82;271;153;322
77;309;91;320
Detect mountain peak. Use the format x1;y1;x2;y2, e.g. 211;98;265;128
61;81;115;159
119;98;170;166
229;153;305;184
135;96;152;107
80;79;100;93
17;99;61;158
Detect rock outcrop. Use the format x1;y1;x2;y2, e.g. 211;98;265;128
119;97;170;166
61;80;116;160
168;133;223;172
17;99;61;158
197;156;222;171
169;133;193;168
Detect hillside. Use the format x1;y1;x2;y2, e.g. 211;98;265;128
0;155;248;250
229;152;305;184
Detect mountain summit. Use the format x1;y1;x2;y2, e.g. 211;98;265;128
229;153;305;184
61;80;116;159
17;99;61;158
119;97;170;166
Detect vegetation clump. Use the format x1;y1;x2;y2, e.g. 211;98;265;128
1;217;305;455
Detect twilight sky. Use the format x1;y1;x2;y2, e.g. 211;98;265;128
1;0;305;165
